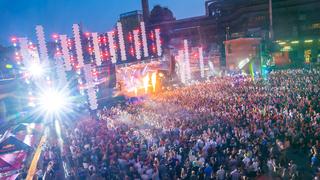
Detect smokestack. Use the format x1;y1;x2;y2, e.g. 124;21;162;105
142;0;150;23
269;0;274;40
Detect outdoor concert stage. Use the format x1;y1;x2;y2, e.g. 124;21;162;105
115;60;166;97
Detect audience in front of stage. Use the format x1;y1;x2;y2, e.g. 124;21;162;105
45;68;320;179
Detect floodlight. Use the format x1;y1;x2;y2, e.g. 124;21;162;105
238;58;250;69
28;63;44;78
38;88;70;115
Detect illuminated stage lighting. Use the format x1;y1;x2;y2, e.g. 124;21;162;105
35;25;49;65
107;31;117;63
143;74;149;93
117;22;127;61
198;47;205;78
140;22;149;58
151;72;156;92
39;89;67;113
155;29;162;56
27;63;45;78
238;58;250;69
73;24;84;68
36;88;73;119
183;40;191;81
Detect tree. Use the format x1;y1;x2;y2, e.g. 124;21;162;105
149;5;175;24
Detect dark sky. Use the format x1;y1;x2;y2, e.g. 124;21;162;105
0;0;204;46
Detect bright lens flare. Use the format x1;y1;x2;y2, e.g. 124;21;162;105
31;84;75;121
38;89;69;114
151;72;156;92
28;63;44;77
143;74;149;93
134;87;138;96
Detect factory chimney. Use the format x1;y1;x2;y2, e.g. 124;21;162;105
141;0;150;24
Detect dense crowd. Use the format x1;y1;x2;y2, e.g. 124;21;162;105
41;68;320;180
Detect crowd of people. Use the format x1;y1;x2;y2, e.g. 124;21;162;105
41;68;320;180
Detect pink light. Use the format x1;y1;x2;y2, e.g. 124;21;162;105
52;34;59;39
85;32;91;37
92;72;98;76
104;52;109;57
150;32;154;40
128;34;133;42
11;37;17;42
152;45;156;53
28;45;35;49
102;37;107;43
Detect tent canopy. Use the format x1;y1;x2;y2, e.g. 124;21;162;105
0;136;32;155
0;157;17;173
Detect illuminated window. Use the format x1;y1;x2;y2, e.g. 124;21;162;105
311;23;320;29
304;50;311;64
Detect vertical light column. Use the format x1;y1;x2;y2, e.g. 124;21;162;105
133;30;141;60
59;35;72;71
87;88;98;110
199;47;205;78
155;29;162;56
72;24;84;68
92;33;102;66
107;31;117;64
208;61;214;78
178;50;186;84
140;22;149;58
151;72;156;92
35;25;49;64
56;58;68;86
53;38;68;86
117;22;127;61
143;73;149;93
84;64;93;85
184;40;191;81
84;64;98;110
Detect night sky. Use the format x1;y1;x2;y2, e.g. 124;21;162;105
0;0;204;46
